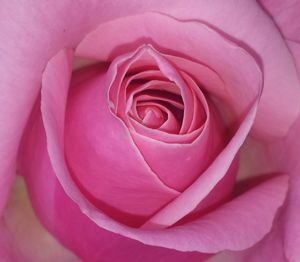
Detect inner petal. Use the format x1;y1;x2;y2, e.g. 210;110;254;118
133;100;180;134
137;105;166;129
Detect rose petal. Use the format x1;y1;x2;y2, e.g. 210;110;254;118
20;130;209;261
258;0;300;42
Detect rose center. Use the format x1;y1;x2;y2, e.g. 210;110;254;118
137;104;166;128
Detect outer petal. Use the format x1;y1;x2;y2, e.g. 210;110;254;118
206;221;289;262
258;0;300;42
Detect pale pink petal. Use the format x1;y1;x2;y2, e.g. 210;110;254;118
258;0;300;42
206;221;288;262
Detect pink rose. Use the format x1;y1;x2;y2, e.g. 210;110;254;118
1;1;300;261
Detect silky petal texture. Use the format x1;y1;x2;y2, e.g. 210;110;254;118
0;177;80;262
206;220;289;262
259;0;300;42
2;0;298;215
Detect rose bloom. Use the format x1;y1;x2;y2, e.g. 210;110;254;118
0;1;300;261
